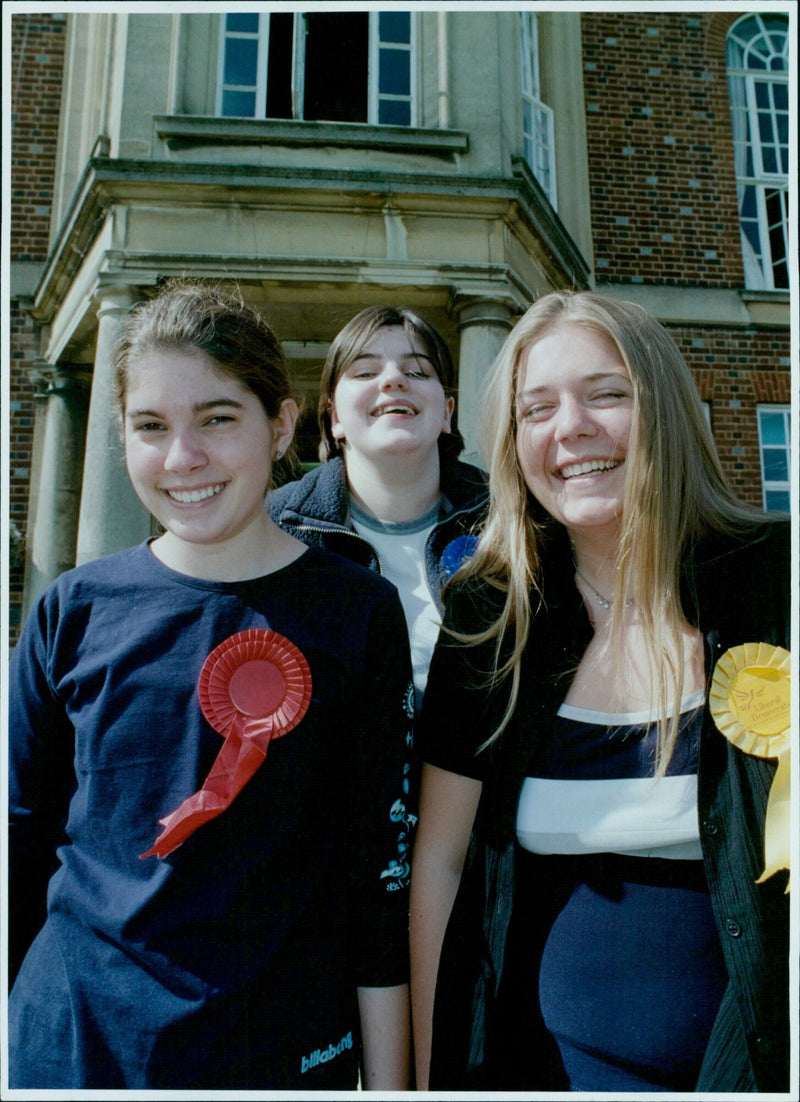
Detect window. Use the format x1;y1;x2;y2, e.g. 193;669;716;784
726;14;789;290
519;12;556;208
218;12;415;126
757;406;791;512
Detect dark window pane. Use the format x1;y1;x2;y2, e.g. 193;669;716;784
266;12;293;119
379;99;411;126
763;449;789;481
227;14;258;33
222;89;256;117
760;411;787;445
224;38;258;86
765;489;790;512
379;48;410;95
741;186;758;219
379;12;410;44
304;13;368;122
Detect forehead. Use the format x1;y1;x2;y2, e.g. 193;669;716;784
124;346;250;401
517;321;627;387
355;324;432;360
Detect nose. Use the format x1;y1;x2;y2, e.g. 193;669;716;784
163;430;208;471
553;396;597;441
379;361;407;389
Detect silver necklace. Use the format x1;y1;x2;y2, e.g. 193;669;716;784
574;565;633;610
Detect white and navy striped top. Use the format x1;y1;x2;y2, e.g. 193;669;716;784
516;691;706;861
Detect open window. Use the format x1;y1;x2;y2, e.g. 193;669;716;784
218;11;415;126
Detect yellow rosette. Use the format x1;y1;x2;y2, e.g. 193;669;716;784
709;643;791;892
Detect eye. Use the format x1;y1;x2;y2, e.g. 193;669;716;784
591;389;630;404
520;403;555;422
406;369;430;380
205;414;237;426
131;420;166;433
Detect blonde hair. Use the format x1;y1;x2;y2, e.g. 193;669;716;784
457;290;763;771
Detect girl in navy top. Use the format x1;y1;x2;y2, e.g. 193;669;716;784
9;282;414;1089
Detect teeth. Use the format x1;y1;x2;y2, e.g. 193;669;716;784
561;460;620;480
166;483;225;503
375;405;416;416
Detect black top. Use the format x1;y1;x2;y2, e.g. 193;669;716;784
418;519;791;1092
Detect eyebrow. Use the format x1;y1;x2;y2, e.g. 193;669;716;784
126;397;246;419
350;351;435;365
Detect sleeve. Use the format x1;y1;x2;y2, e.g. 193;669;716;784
415;582;507;781
8;592;76;984
347;587;416;987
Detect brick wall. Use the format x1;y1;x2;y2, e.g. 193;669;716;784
8;13;67;643
582;11;744;288
582;10;790;509
677;326;792;506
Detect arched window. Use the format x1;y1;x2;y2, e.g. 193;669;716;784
726;13;789;290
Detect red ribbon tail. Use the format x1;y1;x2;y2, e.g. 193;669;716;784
140;724;272;860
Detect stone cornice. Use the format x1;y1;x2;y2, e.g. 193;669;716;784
153;115;470;158
31;154;591;323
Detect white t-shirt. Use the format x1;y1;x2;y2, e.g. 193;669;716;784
350;500;442;711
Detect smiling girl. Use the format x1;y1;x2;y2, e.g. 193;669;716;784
270;306;488;710
9;282;414;1090
410;291;790;1093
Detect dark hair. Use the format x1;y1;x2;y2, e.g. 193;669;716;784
317;305;464;462
112;280;301;482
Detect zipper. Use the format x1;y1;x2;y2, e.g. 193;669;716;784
293;523;385;576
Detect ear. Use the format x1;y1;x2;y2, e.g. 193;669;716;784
272;398;299;458
329;400;346;443
441;395;455;434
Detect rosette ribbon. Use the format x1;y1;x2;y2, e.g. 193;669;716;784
141;629;312;859
709;642;791;892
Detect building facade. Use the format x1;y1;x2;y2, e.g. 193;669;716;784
6;6;793;643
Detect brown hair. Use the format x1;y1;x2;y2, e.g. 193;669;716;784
317;305;464;462
112;280;301;482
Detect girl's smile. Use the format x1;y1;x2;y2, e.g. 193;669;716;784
330;326;453;462
124;348;294;562
515;320;633;545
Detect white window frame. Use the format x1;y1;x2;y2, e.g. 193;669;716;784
216;13;268;119
756;405;791;512
217;12;415;125
369;11;417;127
726;14;789;290
519;11;556;209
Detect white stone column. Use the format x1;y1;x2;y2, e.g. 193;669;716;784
25;367;90;607
454;296;515;465
76;286;150;565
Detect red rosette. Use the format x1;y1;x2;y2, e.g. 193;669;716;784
140;629;311;860
198;628;311;738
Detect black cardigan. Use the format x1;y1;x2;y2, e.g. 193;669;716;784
418;519;790;1092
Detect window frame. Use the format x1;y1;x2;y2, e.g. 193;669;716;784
726;13;789;291
369;11;417;128
519;11;556;209
217;11;416;126
756;404;791;513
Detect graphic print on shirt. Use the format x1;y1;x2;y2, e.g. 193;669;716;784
380;681;416;890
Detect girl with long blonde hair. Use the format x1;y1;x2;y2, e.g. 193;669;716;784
410;290;789;1093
